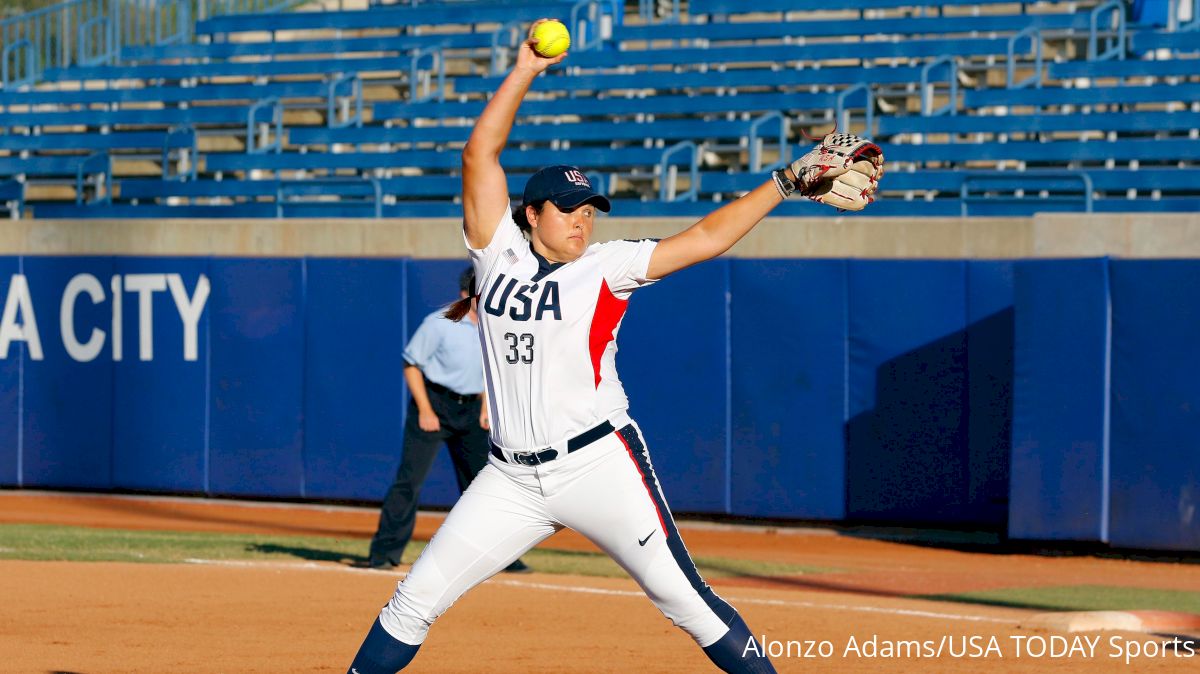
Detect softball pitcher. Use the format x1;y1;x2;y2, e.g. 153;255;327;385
346;19;883;674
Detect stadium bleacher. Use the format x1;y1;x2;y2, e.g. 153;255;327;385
1;0;1197;218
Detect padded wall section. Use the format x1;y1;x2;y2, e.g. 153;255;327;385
965;261;1016;527
729;260;847;519
1108;260;1200;550
111;258;210;493
621;260;729;513
20;254;115;484
20;257;115;489
207;259;305;497
1009;259;1110;541
404;260;476;508
303;259;407;500
846;261;972;524
0;259;21;486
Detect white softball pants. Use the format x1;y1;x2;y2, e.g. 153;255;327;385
376;420;738;649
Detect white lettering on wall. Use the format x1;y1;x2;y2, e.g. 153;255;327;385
167;273;209;362
111;274;122;362
123;273;167;361
0;274;43;361
0;272;210;363
60;274;106;362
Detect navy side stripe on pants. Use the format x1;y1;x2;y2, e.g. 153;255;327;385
615;424;739;627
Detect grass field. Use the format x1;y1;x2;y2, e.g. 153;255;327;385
5;522;1200;617
922;586;1200;615
0;523;833;579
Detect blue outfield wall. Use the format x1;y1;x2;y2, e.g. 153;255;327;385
846;260;972;524
1107;261;1200;551
729;260;848;520
303;259;408;502
1;255;1198;549
208;259;307;498
1009;259;1111;542
622;261;730;514
22;256;116;490
112;258;210;493
0;258;22;487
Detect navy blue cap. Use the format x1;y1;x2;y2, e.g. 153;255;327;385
522;165;611;213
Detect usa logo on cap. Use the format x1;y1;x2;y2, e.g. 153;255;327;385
563;169;590;188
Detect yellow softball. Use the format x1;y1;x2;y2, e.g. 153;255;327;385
532;20;570;58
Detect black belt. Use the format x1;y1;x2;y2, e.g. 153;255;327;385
490;420;615;466
425;380;479;405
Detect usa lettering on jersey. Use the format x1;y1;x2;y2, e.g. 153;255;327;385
482;274;562;321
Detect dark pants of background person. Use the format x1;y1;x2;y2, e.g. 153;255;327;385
369;380;489;568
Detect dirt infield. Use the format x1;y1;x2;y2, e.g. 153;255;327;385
3;490;1200;673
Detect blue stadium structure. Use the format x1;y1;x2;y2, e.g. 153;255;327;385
1;0;1198;218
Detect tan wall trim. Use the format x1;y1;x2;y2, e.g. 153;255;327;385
3;213;1198;258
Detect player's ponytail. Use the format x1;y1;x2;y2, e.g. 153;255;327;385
444;297;472;322
443;266;476;322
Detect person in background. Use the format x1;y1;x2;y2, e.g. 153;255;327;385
368;267;529;574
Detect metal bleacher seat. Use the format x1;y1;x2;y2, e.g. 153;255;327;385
616;12;1090;44
1130;29;1200;54
193;1;575;36
40;56;413;84
702;167;1200;195
0;154;108;178
375;91;849;121
454;65;926;95
1049;58;1200;80
118;33;492;63
962;82;1200;108
0;107;252;129
565;37;1012;69
120;173;537;201
289;117;782;147
0;81;330;108
203;146;691;173
885;138;1200;163
0;130;190;152
689;0;1035;12
878;111;1200;135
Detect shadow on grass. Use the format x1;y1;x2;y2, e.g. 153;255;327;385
247;542;366;565
912;593;1077;612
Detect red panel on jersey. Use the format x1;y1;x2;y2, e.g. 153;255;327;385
588;279;628;388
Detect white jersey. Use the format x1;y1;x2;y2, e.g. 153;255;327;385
467;209;658;452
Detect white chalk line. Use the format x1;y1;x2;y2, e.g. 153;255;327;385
183;558;1017;625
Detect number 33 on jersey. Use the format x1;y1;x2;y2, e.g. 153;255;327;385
469;209;659;452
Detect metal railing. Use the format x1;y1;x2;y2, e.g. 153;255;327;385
659;140;699;202
920;55;958;117
204;0;302;14
637;0;679;23
960;171;1094;216
0;0;304;88
0;179;25;220
1088;0;1126;61
1006;26;1042;89
836;83;875;136
748;111;788;173
276;176;382;219
1;0;111;85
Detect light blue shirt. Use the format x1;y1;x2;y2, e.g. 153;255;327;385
403;309;484;396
